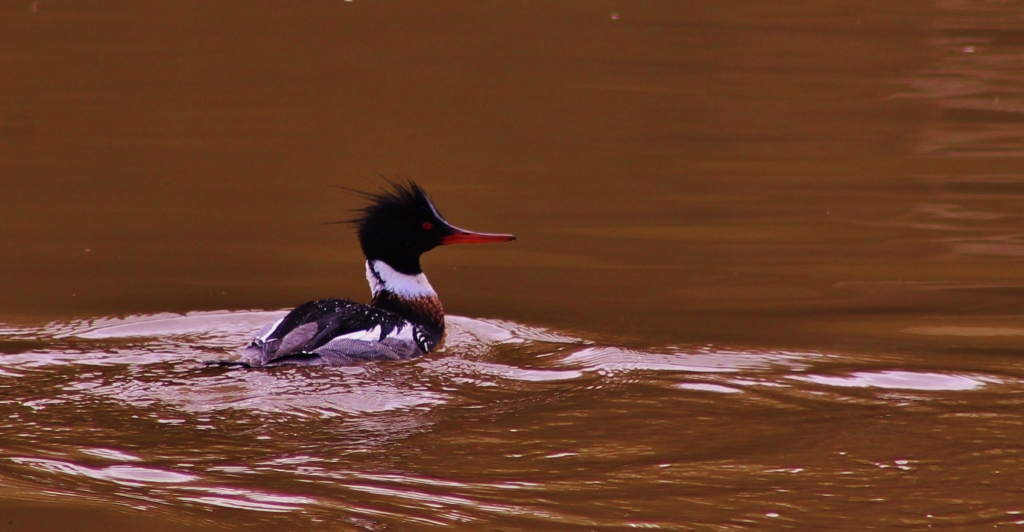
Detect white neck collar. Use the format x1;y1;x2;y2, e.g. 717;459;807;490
366;260;437;298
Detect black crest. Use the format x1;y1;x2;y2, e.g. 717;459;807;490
353;180;452;274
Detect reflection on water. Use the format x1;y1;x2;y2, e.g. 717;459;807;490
792;369;993;391
2;312;1024;528
905;0;1024;156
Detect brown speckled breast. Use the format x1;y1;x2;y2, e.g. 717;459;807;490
371;290;445;352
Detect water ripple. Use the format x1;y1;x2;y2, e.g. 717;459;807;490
792;370;995;391
1;311;1023;528
9;458;198;486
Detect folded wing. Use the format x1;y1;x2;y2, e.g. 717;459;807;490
241;298;418;366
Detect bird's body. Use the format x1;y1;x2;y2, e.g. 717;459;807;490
230;181;514;367
240;261;444;366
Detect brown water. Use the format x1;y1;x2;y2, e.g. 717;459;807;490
3;1;1024;529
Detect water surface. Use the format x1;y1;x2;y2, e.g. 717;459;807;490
3;0;1024;529
4;311;1024;530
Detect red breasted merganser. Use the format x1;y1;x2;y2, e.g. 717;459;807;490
236;181;515;367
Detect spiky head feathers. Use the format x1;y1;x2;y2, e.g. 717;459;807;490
354;181;453;274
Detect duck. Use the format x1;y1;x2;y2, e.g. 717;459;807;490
230;181;515;367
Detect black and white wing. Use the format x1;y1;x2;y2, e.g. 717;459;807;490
241;298;424;366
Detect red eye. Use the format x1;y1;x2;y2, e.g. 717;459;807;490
422;221;434;230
